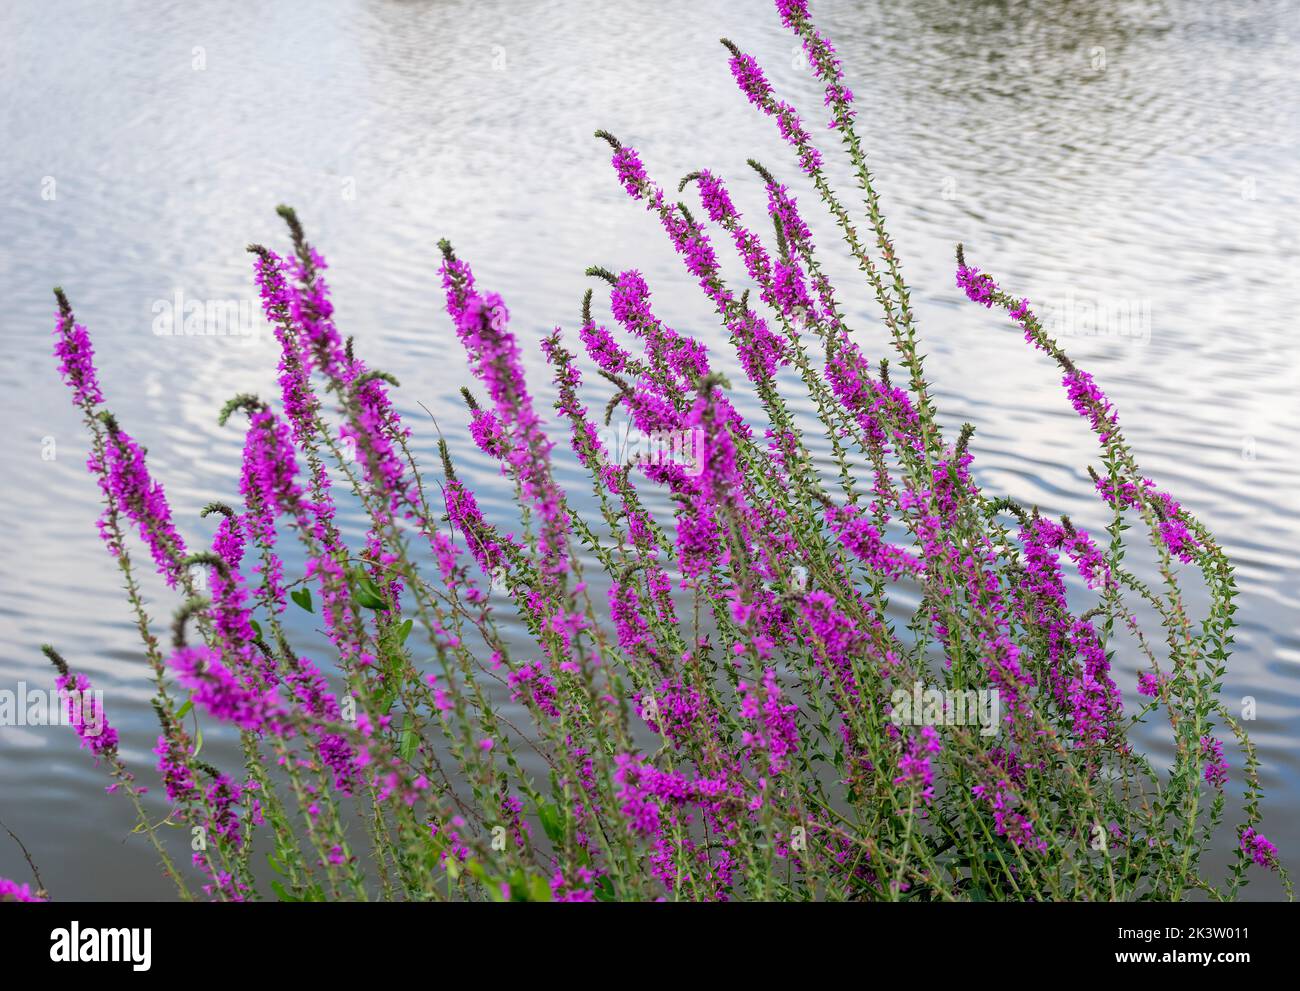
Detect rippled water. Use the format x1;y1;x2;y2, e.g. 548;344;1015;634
2;0;1297;899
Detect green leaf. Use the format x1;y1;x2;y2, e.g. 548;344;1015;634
506;868;530;901
399;716;419;762
175;697;194;720
354;575;387;610
397;618;414;644
290;587;313;613
249;618;263;639
267;852;288;876
527;874;551;902
271;879;301;902
424;833;448;872
537;800;564;845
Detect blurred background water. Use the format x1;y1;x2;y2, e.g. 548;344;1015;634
1;0;1297;899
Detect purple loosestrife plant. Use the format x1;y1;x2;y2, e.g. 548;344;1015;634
38;0;1288;903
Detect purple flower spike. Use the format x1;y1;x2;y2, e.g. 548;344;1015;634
956;263;997;308
53;303;105;409
55;670;119;759
0;878;45;902
91;424;189;587
1201;736;1228;789
169;646;288;735
1240;828;1279;870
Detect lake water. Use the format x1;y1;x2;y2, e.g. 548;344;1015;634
1;0;1297;899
